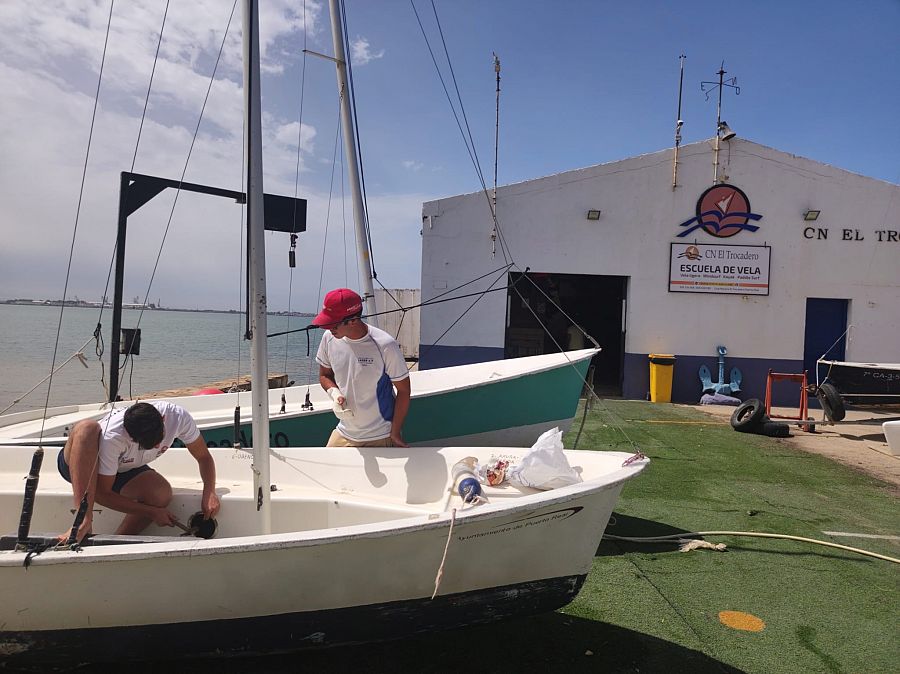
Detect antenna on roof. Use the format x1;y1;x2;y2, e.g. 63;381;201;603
672;54;686;190
491;52;501;258
701;61;740;184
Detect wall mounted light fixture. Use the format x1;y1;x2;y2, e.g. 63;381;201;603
586;209;601;220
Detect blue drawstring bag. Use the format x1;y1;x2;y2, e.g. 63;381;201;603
376;369;395;421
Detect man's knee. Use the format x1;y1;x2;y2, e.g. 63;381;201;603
125;471;173;507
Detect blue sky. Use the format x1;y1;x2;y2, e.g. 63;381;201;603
1;0;898;311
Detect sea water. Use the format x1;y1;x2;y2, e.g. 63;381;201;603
0;304;322;413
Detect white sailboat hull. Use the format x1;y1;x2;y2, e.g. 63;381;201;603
0;443;645;663
0;349;598;448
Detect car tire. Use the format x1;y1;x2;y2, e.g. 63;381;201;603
760;421;791;438
731;399;765;433
817;382;846;422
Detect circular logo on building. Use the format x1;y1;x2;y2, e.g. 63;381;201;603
697;184;752;237
676;183;762;238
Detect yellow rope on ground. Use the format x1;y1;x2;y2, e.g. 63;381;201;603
604;531;900;564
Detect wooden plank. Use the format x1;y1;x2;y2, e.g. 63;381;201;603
142;373;291;398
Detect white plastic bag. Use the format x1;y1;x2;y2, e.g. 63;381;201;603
506;427;582;490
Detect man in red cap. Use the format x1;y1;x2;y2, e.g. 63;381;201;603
313;288;411;447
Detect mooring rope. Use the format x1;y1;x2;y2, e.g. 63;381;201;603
604;531;900;564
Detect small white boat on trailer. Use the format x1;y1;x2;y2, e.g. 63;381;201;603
0;443;646;665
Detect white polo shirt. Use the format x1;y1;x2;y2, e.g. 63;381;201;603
316;325;409;441
97;401;201;476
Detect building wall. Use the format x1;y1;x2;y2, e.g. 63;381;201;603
419;139;900;404
374;288;420;360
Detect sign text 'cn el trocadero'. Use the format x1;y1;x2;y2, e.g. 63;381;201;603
669;184;770;295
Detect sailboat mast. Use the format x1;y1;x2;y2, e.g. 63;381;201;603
242;0;271;533
328;0;378;326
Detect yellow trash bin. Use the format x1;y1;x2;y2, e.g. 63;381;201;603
648;354;676;403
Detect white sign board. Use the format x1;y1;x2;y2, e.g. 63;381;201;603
669;243;770;295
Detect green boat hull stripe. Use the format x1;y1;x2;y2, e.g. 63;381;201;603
200;359;590;448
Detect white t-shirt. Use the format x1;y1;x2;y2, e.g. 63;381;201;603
97;401;201;476
316;324;409;441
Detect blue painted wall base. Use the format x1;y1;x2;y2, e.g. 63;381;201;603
624;353;806;407
422;345;808;408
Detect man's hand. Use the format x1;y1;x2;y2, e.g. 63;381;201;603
328;387;347;407
328;387;354;419
57;517;92;545
391;431;409;448
202;491;221;519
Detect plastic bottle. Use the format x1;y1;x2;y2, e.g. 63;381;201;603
450;456;483;503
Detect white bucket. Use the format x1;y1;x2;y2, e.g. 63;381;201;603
883;420;900;456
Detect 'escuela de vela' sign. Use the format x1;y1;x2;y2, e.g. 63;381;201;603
669;243;771;295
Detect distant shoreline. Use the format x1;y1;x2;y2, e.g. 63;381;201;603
0;300;314;318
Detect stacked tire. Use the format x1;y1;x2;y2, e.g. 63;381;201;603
730;399;791;437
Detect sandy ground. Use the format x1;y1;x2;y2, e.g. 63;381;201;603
691;402;900;491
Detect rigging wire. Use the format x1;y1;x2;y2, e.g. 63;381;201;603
231;113;248;392
123;0;239;385
38;0;115;440
284;0;310;391
92;1;170;400
0;339;93;416
305;103;346;388
267;264;516;341
338;0;377;283
410;0;513;265
406;0;601;388
414;266;515;371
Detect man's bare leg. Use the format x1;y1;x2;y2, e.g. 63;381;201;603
115;470;173;535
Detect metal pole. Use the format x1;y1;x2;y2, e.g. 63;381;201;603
328;0;377;325
672;54;685;190
713;65;724;183
109;172;129;402
491;53;500;257
242;0;271;534
15;448;44;550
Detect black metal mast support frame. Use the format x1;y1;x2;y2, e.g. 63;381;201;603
109;171;307;402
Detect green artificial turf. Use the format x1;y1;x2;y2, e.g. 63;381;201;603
561;399;899;673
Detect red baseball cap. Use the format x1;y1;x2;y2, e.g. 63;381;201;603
312;288;363;327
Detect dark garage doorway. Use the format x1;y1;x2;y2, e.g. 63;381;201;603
505;271;627;394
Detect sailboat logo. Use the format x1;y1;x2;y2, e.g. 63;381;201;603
676;184;762;238
678;245;702;260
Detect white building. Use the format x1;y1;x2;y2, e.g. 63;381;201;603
418;138;900;405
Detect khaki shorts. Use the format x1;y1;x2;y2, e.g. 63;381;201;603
326;429;394;448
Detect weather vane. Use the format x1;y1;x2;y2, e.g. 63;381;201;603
702;62;740;183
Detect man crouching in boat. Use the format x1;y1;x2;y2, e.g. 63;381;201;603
57;401;220;543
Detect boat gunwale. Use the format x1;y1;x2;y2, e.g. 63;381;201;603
0;451;646;566
0;349;599;442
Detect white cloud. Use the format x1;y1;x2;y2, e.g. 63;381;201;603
402;160;425;172
0;1;432;314
350;36;384;65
